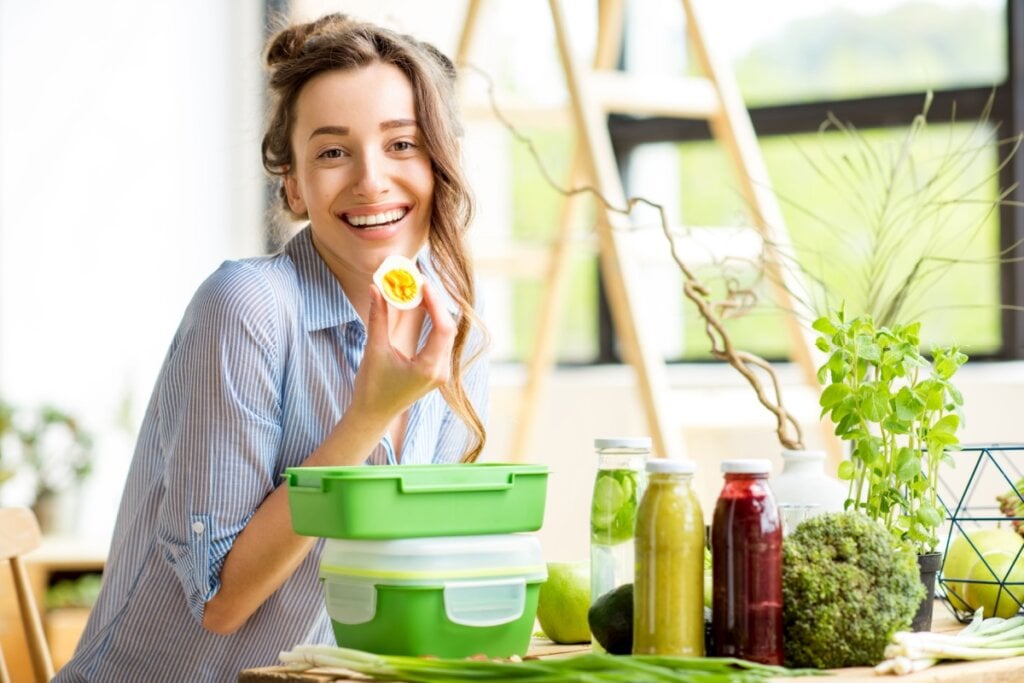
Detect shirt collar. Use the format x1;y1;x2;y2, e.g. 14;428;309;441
285;225;460;332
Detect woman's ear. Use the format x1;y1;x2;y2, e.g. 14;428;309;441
283;171;307;215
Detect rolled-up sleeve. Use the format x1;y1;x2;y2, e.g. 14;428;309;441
154;261;285;622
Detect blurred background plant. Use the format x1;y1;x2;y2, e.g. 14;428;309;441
0;399;95;533
768;92;1022;332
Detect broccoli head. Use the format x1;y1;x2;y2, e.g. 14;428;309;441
782;511;924;669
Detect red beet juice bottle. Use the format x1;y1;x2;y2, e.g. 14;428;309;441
711;459;783;665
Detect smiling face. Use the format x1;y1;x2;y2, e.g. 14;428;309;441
284;61;434;290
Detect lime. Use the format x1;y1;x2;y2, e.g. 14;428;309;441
592;474;626;513
591;470;640;545
536;561;592;644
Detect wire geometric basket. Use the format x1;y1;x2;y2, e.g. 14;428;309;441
937;444;1024;623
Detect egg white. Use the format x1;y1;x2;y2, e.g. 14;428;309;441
373;254;424;310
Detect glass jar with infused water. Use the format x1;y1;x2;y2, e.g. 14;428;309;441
590;438;648;610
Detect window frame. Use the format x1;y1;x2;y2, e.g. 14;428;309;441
601;1;1023;362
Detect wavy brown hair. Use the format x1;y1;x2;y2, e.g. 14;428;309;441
262;14;487;461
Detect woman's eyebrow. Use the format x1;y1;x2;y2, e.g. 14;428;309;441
381;118;418;130
308;119;417;140
309;125;348;139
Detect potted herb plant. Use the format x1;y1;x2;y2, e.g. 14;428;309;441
813;306;966;630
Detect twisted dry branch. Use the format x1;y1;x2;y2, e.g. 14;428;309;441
464;65;804;450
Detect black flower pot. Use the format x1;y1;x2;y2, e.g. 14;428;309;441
911;552;942;632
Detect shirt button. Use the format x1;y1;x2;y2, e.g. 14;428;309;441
191;521;205;535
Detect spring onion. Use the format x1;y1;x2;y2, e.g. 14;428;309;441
875;608;1024;675
278;644;822;682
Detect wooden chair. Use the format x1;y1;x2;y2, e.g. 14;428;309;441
0;508;55;683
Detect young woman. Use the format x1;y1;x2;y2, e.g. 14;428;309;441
55;14;488;682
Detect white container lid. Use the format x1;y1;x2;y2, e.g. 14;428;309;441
319;534;547;586
594;437;652;450
646;457;697;474
721;459;772;474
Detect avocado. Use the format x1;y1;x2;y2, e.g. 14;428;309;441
587;582;633;654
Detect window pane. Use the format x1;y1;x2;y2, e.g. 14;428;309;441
634;118;1003;360
723;1;1006;105
628;0;1006;106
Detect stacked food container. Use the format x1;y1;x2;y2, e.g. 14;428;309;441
285;463;549;658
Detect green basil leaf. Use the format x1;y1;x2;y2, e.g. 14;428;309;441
894;447;921;482
895;386;926;421
837;460;855;480
820;383;851;409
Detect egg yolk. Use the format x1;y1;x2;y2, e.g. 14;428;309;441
382;269;418;303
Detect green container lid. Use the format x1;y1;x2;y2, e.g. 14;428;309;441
286;463;548;539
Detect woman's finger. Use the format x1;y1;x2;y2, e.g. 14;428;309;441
365;284;391;347
417;281;456;368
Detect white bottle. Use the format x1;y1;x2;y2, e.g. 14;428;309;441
770;449;847;520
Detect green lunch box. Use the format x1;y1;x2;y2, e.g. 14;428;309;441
286;463;548;539
319;534;548;658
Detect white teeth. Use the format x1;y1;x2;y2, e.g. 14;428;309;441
346;208;407;227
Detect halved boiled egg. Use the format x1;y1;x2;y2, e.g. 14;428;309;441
373;254;424;310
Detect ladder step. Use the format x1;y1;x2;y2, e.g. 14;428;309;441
620;226;764;268
473;239;590;279
461;96;572;128
475;227;763;279
588;71;720;119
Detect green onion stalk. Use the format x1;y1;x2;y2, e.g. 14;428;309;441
278;645;823;682
875;609;1024;675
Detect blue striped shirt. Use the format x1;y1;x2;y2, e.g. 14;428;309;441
55;227;489;682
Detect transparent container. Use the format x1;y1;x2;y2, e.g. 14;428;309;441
633;458;705;656
319;534;547;658
590;438;649;608
711;459;783;665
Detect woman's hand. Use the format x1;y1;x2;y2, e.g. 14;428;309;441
350;280;456;421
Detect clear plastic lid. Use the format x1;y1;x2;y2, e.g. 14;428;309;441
646;457;697;474
319;533;547;586
721;459;772;474
594;437;652;451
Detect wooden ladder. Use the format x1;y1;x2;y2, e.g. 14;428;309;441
456;0;832;463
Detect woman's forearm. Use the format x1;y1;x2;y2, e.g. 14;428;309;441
201;408;392;635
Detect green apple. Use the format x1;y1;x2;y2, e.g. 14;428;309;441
536;561;592;644
962;550;1024;619
943;528;1023;611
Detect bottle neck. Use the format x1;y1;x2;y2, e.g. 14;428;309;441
724;472;768;482
596;451;647;470
648;471;693;485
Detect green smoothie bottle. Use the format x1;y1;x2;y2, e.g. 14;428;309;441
633;457;705;656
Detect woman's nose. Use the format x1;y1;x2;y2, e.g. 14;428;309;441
352;152;387;198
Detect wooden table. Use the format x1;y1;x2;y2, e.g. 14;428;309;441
238;606;1024;682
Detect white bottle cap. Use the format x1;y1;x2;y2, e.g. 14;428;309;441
721;459;772;474
646;457;697;474
594;437;652;450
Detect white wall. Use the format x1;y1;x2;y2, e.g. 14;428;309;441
0;1;265;539
486;362;1024;563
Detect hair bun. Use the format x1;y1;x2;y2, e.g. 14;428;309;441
265;13;353;67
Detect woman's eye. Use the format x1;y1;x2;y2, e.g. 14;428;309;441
392;140;417;152
318;148;343;159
